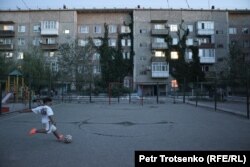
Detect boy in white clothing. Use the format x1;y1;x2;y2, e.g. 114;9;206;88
20;97;64;141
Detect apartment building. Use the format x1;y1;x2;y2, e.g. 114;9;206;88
228;10;250;61
133;9;228;96
0;8;249;95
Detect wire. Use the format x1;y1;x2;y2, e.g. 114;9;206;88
21;0;29;9
186;0;190;8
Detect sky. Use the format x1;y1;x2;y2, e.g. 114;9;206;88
0;0;249;10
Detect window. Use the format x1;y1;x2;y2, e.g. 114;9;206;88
172;38;178;45
154;24;165;29
155;51;165;57
140;29;147;33
93;53;100;60
108;25;117;33
3;25;14;31
242;28;249;34
152;62;168;72
42;21;57;29
170;24;178;32
17;52;24;59
171;51;178;59
0;38;12;44
154;37;165;43
108;39;116;47
229;27;237;34
187;25;193;32
18;38;25;46
93;39;102;46
93;65;101;74
186;50;193;59
94;25;102;34
79;25;89;33
18;25;26;33
199;49;215;57
32;38;40;46
78;39;88;46
64;30;70;34
197;21;214;30
45;38;56;44
33;25;40;32
49;52;55;57
121;26;131;33
4;52;13;58
123;52;130;59
121;39;131;46
186;38;193;46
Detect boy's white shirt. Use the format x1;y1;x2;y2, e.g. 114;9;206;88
31;105;54;123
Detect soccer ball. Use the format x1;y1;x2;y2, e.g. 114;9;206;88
64;134;72;143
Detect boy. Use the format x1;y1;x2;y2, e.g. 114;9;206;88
20;97;64;141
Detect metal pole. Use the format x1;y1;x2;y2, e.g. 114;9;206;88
156;82;159;104
247;71;249;119
183;77;186;103
28;76;32;109
196;76;198;107
0;82;2;115
214;79;217;111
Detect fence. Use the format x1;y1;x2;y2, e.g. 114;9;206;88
0;75;249;119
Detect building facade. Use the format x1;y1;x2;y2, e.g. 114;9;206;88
0;8;249;95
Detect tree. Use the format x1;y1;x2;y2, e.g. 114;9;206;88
58;39;95;91
0;53;15;80
165;21;204;88
21;47;51;90
98;23;132;89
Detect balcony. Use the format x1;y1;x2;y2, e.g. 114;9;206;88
197;29;214;35
0;44;14;50
152;71;169;78
0;30;15;37
41;29;59;36
151;61;169;78
40;21;59;36
152;42;168;49
151;29;169;35
199;56;215;64
40;43;58;50
199;49;215;63
196;21;214;35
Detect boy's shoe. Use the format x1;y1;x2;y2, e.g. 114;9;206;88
58;134;64;142
29;128;37;135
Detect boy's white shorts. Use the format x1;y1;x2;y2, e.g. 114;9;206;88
43;123;57;134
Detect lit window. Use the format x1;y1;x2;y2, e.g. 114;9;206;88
155;51;165;57
171;51;178;59
64;30;70;34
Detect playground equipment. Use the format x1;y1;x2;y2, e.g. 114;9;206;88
5;70;27;103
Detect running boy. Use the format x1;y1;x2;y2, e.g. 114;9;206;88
20;97;64;141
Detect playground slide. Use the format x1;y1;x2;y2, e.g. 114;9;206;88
1;93;12;104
